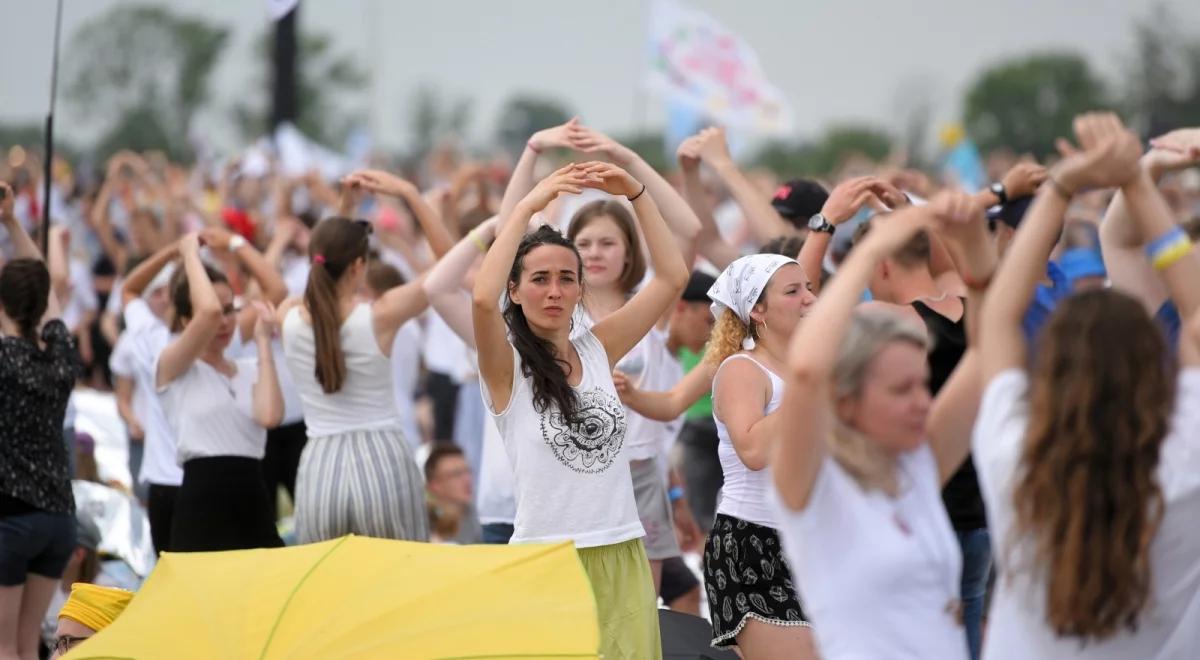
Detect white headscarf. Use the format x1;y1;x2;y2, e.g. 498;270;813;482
707;253;798;350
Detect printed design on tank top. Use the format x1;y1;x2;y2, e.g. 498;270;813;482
540;388;627;473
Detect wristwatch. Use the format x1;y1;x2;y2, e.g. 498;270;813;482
989;182;1008;205
808;213;835;234
228;234;247;252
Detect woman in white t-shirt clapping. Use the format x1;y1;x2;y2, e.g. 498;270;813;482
771;196;986;660
473;162;687;659
154;232;284;552
972;113;1200;659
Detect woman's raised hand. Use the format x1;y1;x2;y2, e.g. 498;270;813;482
517;164;597;214
577;161;642;199
566;123;636;167
529;117;581;153
1053;112;1143;193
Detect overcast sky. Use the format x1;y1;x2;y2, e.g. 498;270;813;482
2;0;1198;155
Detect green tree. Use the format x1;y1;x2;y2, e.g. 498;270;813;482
233;30;368;147
963;53;1109;158
1124;4;1200;136
614;132;671;173
494;95;573;157
63;5;229;161
751;125;892;178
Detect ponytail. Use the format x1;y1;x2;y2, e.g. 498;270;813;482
305;261;346;393
0;258;50;343
305;217;372;394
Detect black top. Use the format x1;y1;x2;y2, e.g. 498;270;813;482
0;320;77;515
911;300;986;532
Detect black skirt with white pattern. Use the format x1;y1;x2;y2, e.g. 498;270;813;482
703;513;810;647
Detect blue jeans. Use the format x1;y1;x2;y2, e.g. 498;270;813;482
958;528;992;660
480;523;514;545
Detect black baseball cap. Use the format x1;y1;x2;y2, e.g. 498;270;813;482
681;271;717;303
771;179;829;225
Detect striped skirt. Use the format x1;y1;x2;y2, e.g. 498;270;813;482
294;427;429;543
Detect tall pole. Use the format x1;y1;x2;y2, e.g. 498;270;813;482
271;3;299;132
41;0;64;257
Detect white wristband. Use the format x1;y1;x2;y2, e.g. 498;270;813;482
229;234;247;252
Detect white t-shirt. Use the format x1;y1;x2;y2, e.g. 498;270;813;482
713;354;784;527
421;312;472;381
62;258;98;333
281;255;310;297
108;299;182;486
615;326;678;461
154;354;267;464
477;409;516;525
773;444;967;660
974;369;1200;660
390;320;424;448
483;330;643;548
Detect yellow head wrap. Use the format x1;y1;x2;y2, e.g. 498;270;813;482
58;583;134;633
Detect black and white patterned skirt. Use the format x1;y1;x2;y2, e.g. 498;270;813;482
703;513;809;647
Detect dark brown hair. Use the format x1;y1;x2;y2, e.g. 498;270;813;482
1015;289;1172;640
366;260;406;297
306;217;371;393
168;262;228;333
424;442;465;483
567;200;646;293
504;225;584;425
0;258;50;342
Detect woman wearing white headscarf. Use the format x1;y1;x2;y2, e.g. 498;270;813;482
702;254;819;658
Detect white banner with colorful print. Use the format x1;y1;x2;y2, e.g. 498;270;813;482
646;0;793;135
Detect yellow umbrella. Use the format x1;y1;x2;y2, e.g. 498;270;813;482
67;536;599;659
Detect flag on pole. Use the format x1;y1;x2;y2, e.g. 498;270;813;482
646;0;792;136
939;124;987;192
266;0;299;21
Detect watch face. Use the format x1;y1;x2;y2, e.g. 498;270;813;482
991;183;1004;196
808;214;827;230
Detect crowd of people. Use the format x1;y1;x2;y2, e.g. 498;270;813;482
0;108;1198;659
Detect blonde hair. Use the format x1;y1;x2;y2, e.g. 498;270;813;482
828;310;928;496
704;308;754;365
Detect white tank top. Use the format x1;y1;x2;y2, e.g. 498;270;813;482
483;330;644;548
714;353;785;528
282;303;402;438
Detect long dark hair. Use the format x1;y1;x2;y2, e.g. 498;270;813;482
1015;289;1171;640
0;258;50;342
503;225;584;425
168;262;229;333
306;217;371;393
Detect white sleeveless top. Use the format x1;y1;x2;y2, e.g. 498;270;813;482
773;445;965;660
713;353;784;528
282;303;401;438
482;330;644;548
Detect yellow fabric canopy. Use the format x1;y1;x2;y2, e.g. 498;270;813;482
66;536;599;659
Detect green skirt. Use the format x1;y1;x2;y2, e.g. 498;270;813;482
577;537;662;659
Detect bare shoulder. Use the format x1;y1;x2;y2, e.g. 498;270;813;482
276;296;304;325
